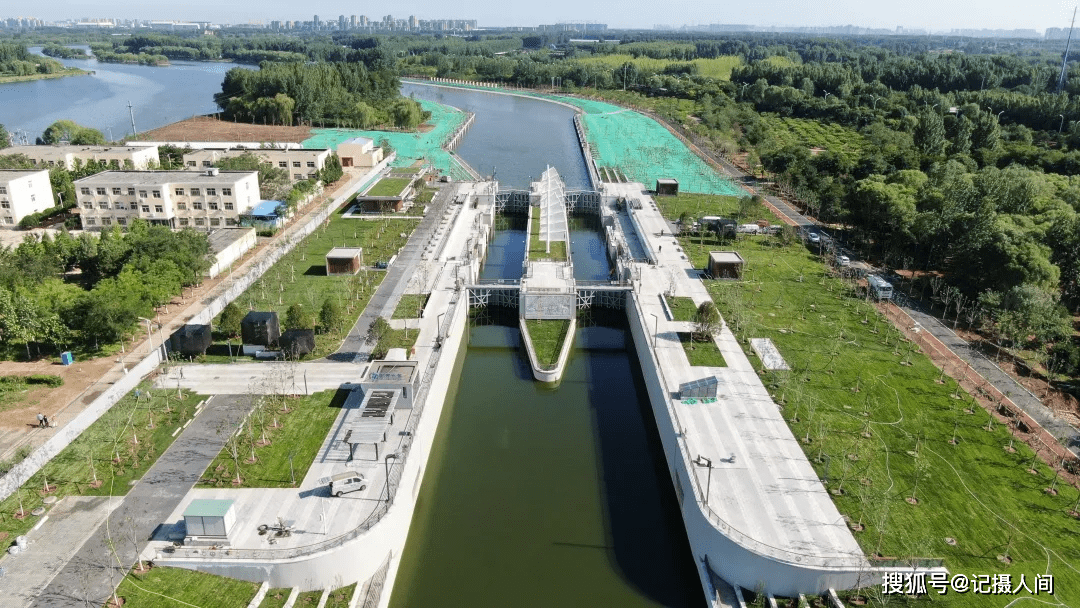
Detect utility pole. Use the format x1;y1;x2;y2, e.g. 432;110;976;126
127;100;137;136
1058;7;1077;93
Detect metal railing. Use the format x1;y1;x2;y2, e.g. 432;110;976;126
360;551;393;608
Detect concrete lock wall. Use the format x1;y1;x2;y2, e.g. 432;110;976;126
163;285;470;596
522;293;574;319
0;156;395;504
624;293;873;598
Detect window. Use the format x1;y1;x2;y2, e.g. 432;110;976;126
96;188;106;195
112;187;121;195
114;202;125;210
210;218;220;227
206;188;216;196
3;217;12;224
309;173;317;179
307;161;316;167
85;218;96;226
226;218;238;226
178;218;189;226
192;201;203;210
127;187;136;196
0;201;9;209
98;202;109;209
202;161;211;167
0;187;6;195
293;161;301;167
175;188;185;196
222;188;232;196
208;202;219;211
278;161;287;168
117;217;127;226
186;161;197;167
154;205;163;213
101;217;112;226
141;205;150;213
176;202;187;210
190;188;200;196
81;187;91;195
82;203;93;209
294;174;303;180
224;202;234;211
194;217;205;226
30;194;35;202
152;190;161;198
139;190;147;198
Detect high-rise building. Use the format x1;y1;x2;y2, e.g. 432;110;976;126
409;15;418;30
350;15;357;29
313;14;320;28
339;15;345;30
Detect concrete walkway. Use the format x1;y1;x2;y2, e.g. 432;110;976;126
154;362;361;395
29;395;252;608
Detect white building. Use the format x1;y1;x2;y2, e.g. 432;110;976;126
182;148;331;182
5;145;160;170
0;170;53;227
74;169;259;231
336;137;383;168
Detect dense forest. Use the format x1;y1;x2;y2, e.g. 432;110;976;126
0;42;68;76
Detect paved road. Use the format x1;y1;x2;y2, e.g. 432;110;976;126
30;395;252;608
675;115;1080;457
328;182;456;363
156;362;361;395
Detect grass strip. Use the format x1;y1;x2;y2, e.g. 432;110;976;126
392;293;430;319
665;296;698;322
366;177;413;197
678;332;727;367
197;389;344;488
524;319;571;369
324;583;357;608
113;566;259;608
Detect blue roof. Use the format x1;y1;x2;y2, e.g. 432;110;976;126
250;200;283;216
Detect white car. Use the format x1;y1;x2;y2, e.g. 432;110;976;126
808;232;821;243
838;255;850;267
329;471;367;497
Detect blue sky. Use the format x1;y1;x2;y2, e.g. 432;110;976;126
17;0;1076;33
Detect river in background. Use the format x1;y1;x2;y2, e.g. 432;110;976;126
401;83;590;190
0;47;238;143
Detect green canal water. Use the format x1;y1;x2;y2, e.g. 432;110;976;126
390;316;701;607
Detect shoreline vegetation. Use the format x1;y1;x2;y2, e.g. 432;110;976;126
0;67;88;83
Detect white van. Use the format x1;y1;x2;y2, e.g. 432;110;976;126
329;471;367;497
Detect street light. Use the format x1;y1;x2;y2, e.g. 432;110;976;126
384;453;399;504
823;90;831;103
649;313;659;346
1059;114;1066;133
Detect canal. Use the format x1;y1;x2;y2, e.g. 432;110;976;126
390;84;700;607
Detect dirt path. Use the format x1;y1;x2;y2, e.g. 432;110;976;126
0;169;364;461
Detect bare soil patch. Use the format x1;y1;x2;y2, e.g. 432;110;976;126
134;115;312;144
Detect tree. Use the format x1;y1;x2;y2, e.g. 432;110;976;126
284;303;312;331
984;284;1073;348
40;120;105;145
0;123;9;149
913;108;946;157
219;302;243;338
319;297;344;334
693;301;721;345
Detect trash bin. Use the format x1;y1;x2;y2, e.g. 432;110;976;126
60;352;74;365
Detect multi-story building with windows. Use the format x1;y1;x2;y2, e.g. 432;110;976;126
0;170;53;228
181;148;332;182
5;145;160;170
73;169;259;231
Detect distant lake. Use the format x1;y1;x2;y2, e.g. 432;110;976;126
0;47;239;143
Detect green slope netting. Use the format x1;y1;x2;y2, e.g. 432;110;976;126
301;99;473;180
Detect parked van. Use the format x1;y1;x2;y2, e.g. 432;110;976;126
329;471;367;497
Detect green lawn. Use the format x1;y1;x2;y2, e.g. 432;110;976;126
366;177;413;197
209;210;419;360
654;192;772;225
680;236;1080;606
414;188;435;204
528;206;568;261
392;294;430;319
113;566;259;608
324;583;357;608
762;116;867;163
524;319;571;369
0;383;202;543
197;389;345;488
292;590;323;606
258;588;292;608
678;332;727;367
665;296;698;322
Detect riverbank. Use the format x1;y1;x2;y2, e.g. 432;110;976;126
0;68;88;84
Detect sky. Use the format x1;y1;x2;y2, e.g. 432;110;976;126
16;0;1078;34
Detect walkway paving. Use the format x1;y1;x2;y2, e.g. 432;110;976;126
29;395;252;608
154;362;361;395
0;497;118;608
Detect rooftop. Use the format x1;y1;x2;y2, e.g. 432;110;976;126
341;136;373;146
709;251;745;264
248;200;283;216
0;169;49;180
183;498;234;518
74;170;258;185
207;227;256;254
326;247;364;258
6;144;154;154
188;147;329;155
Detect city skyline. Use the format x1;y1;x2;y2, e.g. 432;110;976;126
2;0;1075;35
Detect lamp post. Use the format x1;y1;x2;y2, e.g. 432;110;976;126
1059;114;1066;133
384;453;399;504
649;313;659;346
437;312;445;340
823;90;831;103
869;95;878;109
138;317;154;356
